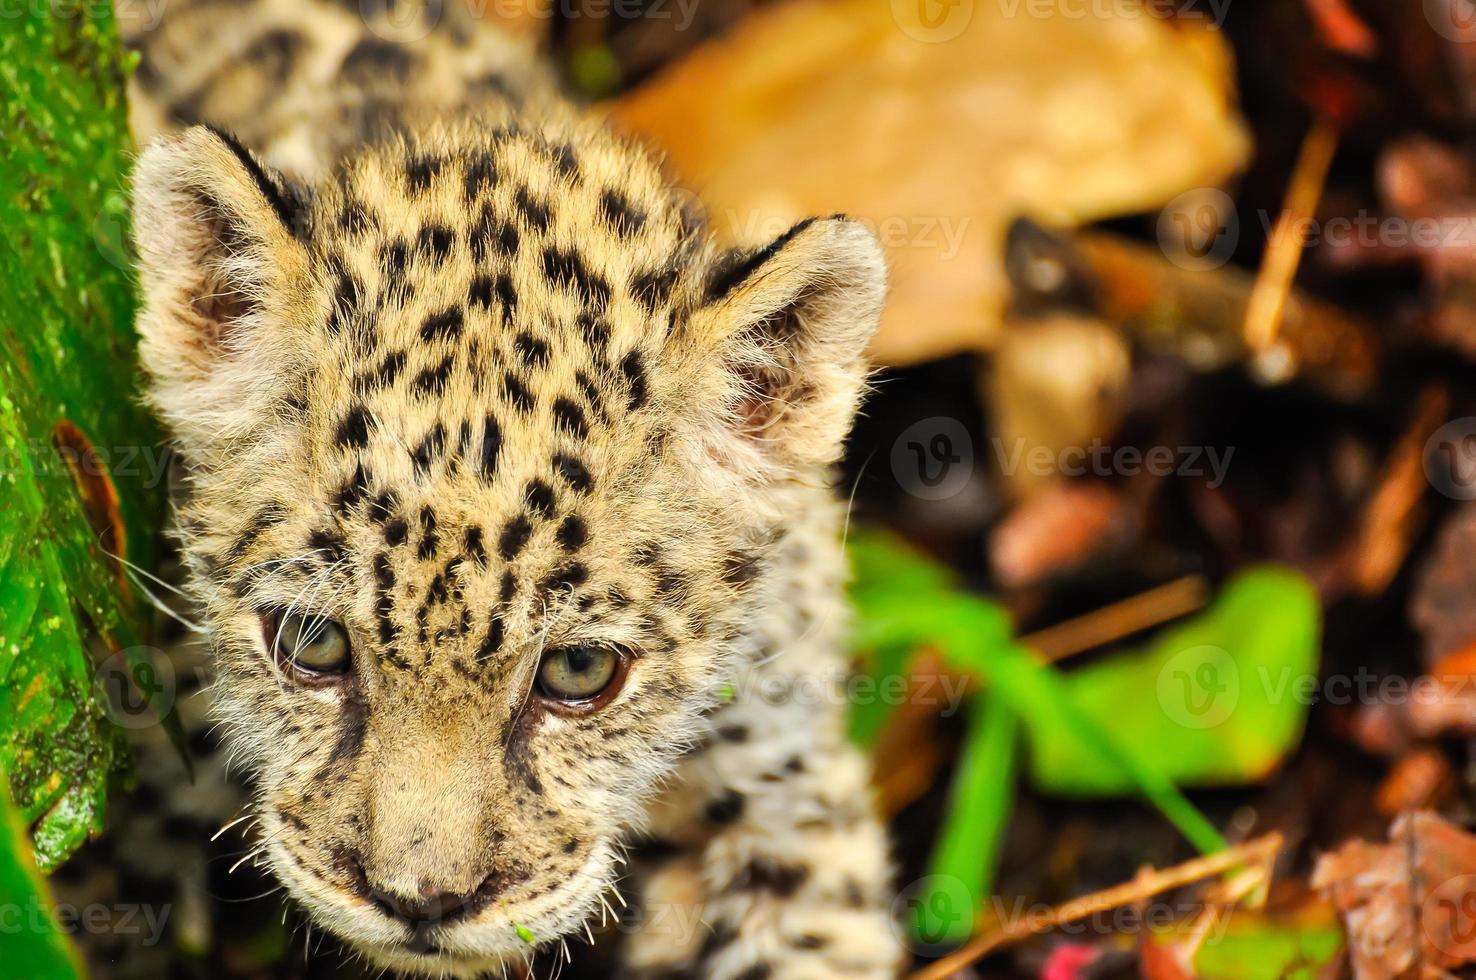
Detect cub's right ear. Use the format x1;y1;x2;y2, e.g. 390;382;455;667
131;126;312;448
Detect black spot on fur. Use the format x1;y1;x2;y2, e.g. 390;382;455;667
500;570;518;604
556;515;586;552
599;189;645;237
619;350;649;409
552;453;592;492
499;516;532;560
550;143;580;182
514;331;548;368
722;552;761;588
420;307;463;343
577;311;609;349
543;247;610;310
412;422;446;476
335;405;370;449
525;479;556;518
503;371;533;413
326;267;362;335
705;790;745;825
699;920;739;960
381;237;409;277
412;353;454;396
384;517;409;546
464;526;486;566
369;490;398;521
479;414;501;479
308;528;347;564
551;398;588;439
733;858;809;898
631;265;678;314
405;155;443;193
375;349;406;387
731;965;772;980
541;562;587;592
338;199;372;236
333;462;371;512
515;187;551;231
416;224;454;261
417;506;439;560
717;724;749;743
339;37;415;82
464;152;496;201
477;616;504;662
470;204;520;261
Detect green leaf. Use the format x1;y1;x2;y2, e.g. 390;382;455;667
916;694;1018;945
0;5;166;869
1025;566;1319;795
1170;908;1343;980
0;776;81;978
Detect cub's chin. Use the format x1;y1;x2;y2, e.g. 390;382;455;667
357;944;522;979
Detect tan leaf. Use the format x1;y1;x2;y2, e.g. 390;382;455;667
611;0;1249;365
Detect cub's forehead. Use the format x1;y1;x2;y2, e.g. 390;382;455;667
306;125;704;350
258;127;717;589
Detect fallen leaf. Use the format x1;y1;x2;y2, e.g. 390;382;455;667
1410;504;1476;664
1314;811;1476;979
990;481;1125;587
1376;748;1452;817
611;0;1249;365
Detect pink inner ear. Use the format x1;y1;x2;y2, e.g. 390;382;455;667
188;272;253;357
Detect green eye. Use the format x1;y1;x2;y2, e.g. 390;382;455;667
273;612;351;676
536;647;622;705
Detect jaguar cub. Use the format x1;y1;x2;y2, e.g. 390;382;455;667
123;0;900;976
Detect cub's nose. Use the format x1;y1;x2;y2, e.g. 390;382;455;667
369;882;474;928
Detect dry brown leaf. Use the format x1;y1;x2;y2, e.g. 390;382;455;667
990;480;1124;586
1313;811;1476;979
1407;646;1476;739
610;0;1249;365
1411;504;1476;665
1375;748;1453;817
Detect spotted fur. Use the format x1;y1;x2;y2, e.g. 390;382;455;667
124;1;899;976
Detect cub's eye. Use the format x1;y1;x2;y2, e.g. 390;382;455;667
267;611;352;679
535;647;625;709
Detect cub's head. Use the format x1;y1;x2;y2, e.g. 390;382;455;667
131;123;884;975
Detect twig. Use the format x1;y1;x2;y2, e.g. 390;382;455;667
1024;575;1208;664
908;832;1284;980
1243;117;1340;354
1347;385;1448;596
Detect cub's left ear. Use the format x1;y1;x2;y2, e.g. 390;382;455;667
695;217;886;471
